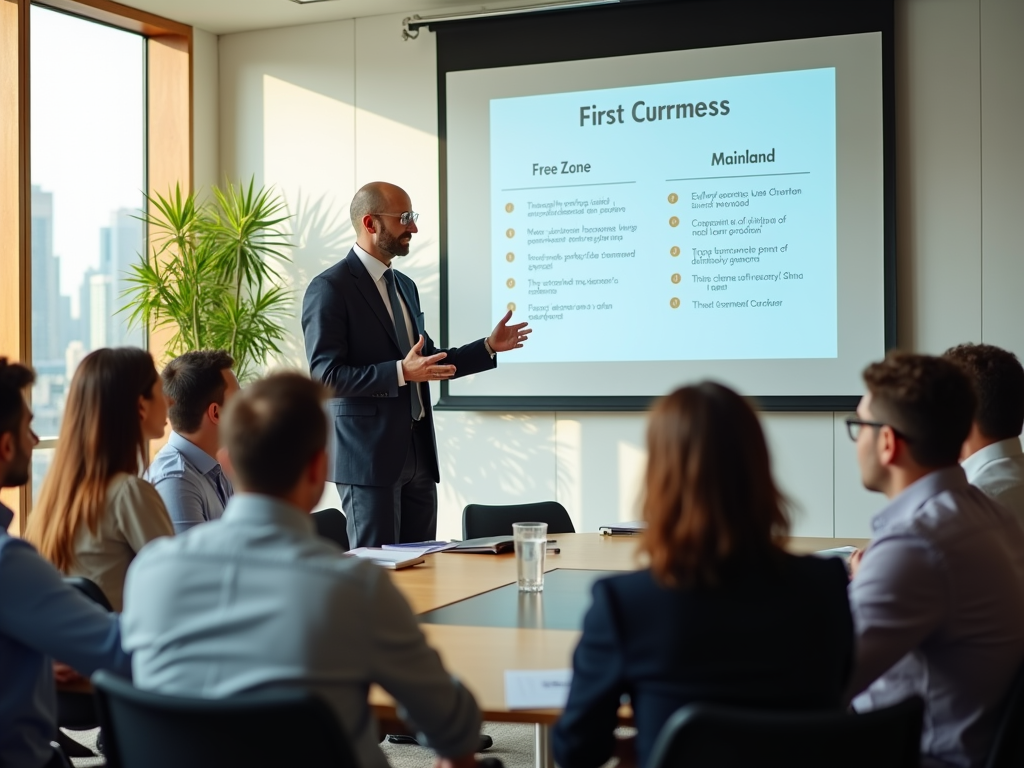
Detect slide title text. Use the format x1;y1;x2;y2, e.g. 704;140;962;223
580;99;731;126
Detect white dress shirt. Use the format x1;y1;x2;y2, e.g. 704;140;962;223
353;244;424;418
849;466;1024;768
962;437;1024;526
121;494;480;768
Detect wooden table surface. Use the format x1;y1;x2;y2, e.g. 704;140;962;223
370;533;868;722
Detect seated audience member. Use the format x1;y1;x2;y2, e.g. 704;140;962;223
847;352;1024;768
0;358;131;768
25;347;174;611
121;373;481;768
943;342;1024;522
553;382;854;768
146;350;239;533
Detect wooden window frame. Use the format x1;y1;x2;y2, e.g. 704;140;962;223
0;0;191;534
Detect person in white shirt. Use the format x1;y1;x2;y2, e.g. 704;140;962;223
944;342;1024;524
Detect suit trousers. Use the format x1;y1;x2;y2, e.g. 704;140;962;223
338;419;438;548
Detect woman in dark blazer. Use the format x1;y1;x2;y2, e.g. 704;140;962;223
552;382;854;768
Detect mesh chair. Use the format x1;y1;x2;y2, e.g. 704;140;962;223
92;670;359;768
647;696;924;768
312;507;350;551
462;501;574;539
985;662;1024;768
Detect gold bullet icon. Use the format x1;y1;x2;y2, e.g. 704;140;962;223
671;273;681;284
505;202;514;213
508;302;516;312
506;228;515;238
506;278;516;288
670;297;681;309
506;252;515;262
668;193;678;204
669;217;679;228
670;246;681;257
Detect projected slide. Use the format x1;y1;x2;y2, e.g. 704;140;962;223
490;68;837;364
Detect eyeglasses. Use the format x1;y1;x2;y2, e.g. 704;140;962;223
845;418;911;442
374;211;419;226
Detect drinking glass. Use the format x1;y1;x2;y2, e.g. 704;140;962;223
513;522;548;592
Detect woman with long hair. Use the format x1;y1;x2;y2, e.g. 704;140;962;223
552;382;853;768
26;347;174;611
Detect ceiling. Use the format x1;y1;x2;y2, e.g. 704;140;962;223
119;0;564;36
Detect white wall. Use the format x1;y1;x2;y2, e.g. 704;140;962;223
211;0;1024;541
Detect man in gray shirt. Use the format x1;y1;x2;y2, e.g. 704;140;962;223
846;352;1024;768
146;350;239;533
122;373;481;768
944;343;1024;523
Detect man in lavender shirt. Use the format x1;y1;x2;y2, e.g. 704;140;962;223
846;352;1024;768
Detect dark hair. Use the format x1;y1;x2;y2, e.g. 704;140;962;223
162;350;235;433
862;351;976;467
221;372;328;496
26;347;159;572
0;358;35;439
943;343;1024;441
639;382;790;588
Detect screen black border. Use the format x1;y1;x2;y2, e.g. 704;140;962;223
433;0;895;413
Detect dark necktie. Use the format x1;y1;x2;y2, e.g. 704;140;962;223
209;465;229;507
383;269;422;420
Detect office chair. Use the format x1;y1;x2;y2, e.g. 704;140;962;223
462;501;575;539
647;696;924;768
92;670;359;768
985;662;1024;768
56;577;113;758
312;507;350;551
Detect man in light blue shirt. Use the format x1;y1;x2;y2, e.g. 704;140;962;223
944;343;1024;524
0;358;131;768
147;350;239;533
847;352;1024;768
123;373;481;768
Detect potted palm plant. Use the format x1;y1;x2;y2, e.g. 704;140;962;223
122;179;293;380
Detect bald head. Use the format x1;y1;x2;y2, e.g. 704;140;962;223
350;182;406;232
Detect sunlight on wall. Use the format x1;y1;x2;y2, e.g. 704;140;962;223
617;440;645;523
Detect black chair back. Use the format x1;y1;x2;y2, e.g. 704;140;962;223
462;501;574;539
312;507;349;551
647;696;924;768
64;576;113;612
92;670;359;768
985;662;1024;768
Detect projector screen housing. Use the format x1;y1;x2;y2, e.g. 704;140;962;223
430;0;895;411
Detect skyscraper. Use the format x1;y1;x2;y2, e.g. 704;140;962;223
98;207;145;348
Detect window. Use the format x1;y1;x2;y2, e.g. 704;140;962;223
30;5;146;440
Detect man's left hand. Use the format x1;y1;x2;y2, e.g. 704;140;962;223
487;310;532;353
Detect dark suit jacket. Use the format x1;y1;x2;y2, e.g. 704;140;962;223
552;554;853;768
302;250;496;486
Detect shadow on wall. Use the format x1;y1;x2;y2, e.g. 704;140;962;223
269;190;353;371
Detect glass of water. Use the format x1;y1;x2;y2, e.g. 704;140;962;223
513;522;548;592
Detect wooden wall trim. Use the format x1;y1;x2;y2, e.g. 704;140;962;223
35;0;189;37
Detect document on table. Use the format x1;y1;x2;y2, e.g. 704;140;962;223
504;669;573;709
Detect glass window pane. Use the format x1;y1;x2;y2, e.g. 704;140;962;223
30;5;145;441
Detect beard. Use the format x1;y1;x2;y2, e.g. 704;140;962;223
376;220;411;257
3;447;29;488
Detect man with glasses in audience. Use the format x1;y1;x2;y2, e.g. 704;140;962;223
943;342;1024;524
0;358;131;768
147;350;240;533
846;351;1024;768
301;181;531;548
121;373;482;768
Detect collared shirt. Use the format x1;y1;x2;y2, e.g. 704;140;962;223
147;431;233;534
962;437;1024;526
849;466;1024;768
121;494;481;768
353;243;425;419
0;502;131;768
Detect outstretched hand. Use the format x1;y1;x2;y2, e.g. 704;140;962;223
487;310;532;353
403;335;457;383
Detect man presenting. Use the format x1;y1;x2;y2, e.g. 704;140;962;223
302;181;530;547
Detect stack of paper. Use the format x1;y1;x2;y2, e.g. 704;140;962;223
346;547;427;569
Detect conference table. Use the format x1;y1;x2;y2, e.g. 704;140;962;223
370;533;868;768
